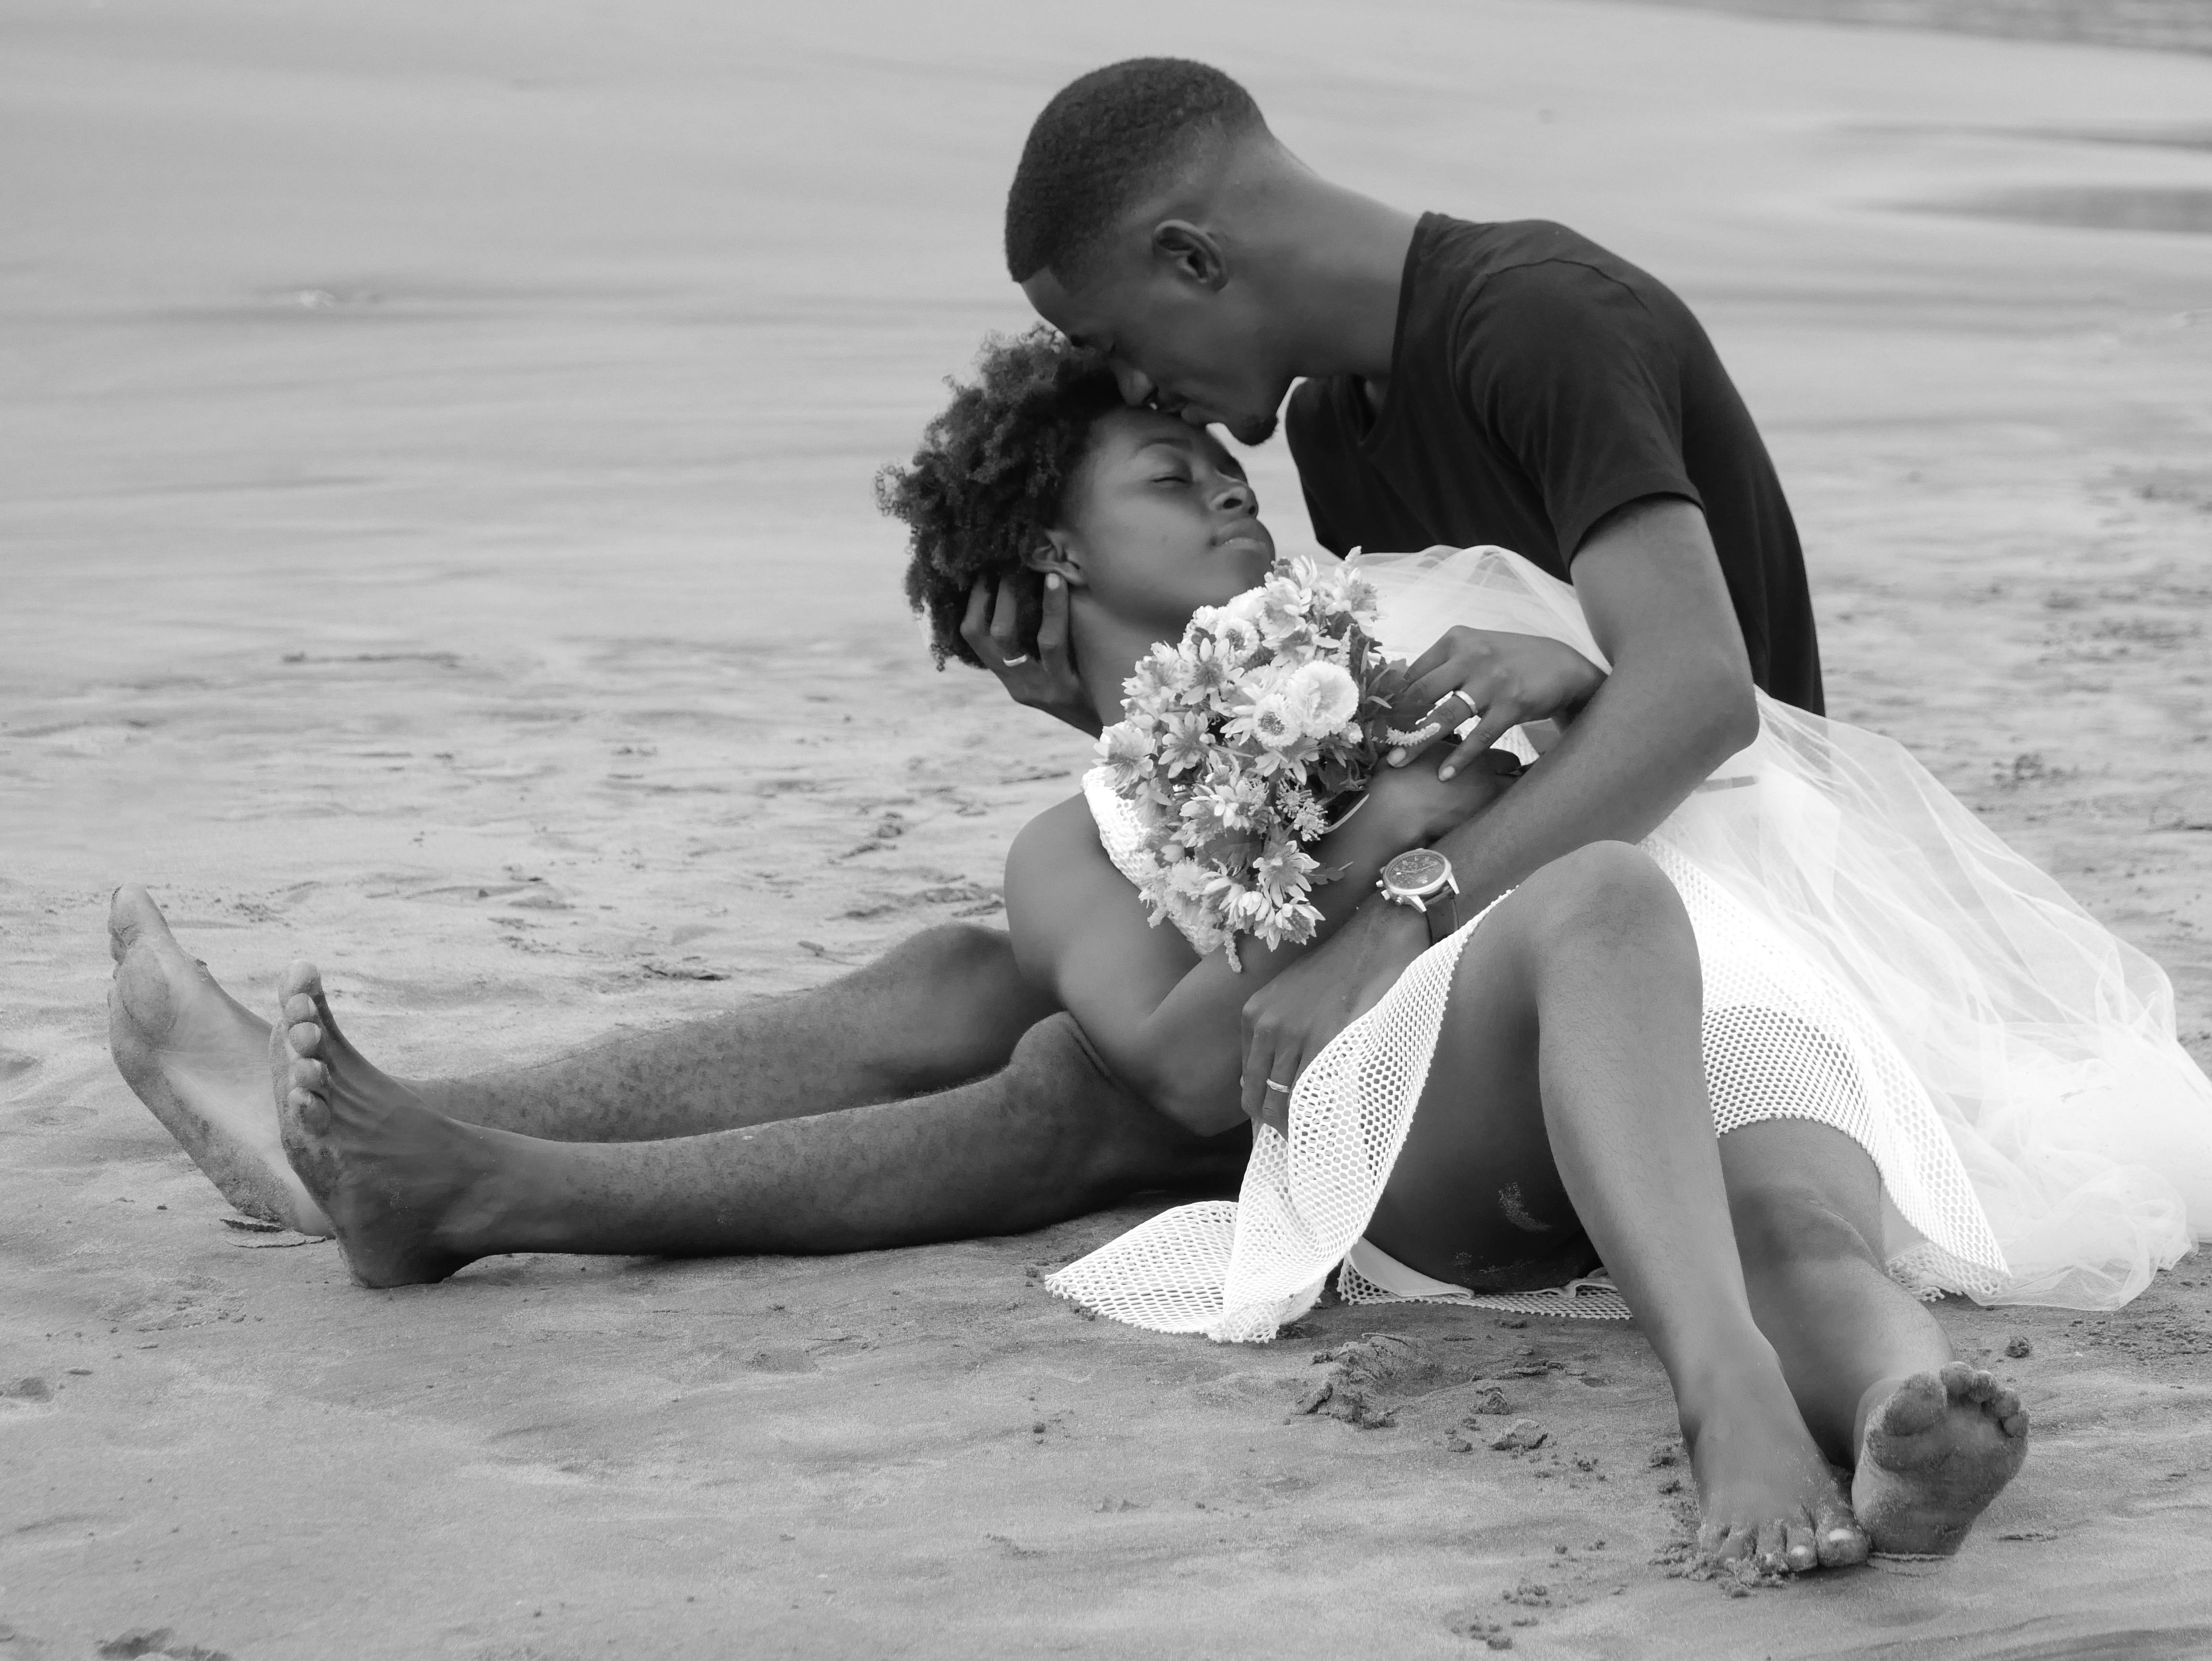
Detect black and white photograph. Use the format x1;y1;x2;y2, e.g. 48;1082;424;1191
5;1;2210;1655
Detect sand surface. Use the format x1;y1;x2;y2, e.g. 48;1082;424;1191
4;1;2211;1655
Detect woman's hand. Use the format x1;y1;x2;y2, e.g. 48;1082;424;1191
961;572;1101;738
1384;629;1605;779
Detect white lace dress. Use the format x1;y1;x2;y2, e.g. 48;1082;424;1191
1047;547;2212;1341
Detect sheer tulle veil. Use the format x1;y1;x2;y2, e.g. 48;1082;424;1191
1358;545;2212;1310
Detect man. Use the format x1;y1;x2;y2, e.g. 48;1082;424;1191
982;56;1816;1096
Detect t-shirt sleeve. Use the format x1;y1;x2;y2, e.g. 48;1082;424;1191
1454;262;1702;559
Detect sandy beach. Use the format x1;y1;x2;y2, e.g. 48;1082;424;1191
4;1;2210;1655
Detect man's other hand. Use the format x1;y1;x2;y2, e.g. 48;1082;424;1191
962;571;1101;738
1385;628;1605;779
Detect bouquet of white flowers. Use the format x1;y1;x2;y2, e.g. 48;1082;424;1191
1096;555;1405;968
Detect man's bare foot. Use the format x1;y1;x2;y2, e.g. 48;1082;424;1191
106;886;333;1236
1853;1363;2028;1556
1688;1361;1871;1575
275;961;507;1287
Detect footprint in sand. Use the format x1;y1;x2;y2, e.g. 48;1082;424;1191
95;1628;232;1661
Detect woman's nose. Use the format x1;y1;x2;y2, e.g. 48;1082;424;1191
1214;478;1255;514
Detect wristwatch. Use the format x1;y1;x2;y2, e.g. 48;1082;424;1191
1377;848;1461;945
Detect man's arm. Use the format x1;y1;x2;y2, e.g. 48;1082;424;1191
1008;761;1518;1135
1434;496;1754;898
1238;496;1758;1098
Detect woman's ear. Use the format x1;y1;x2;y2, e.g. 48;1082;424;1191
1023;528;1086;588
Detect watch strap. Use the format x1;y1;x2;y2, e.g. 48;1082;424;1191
1424;889;1459;945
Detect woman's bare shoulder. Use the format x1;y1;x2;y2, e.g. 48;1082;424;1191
1003;793;1122;975
1008;793;1112;891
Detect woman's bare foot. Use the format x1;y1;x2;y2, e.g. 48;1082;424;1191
1852;1363;2028;1556
275;961;510;1287
106;886;333;1236
1687;1359;1871;1575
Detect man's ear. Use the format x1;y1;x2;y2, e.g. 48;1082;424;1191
1151;221;1228;292
1023;528;1085;587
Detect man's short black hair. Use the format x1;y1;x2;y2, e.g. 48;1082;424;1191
1004;58;1264;284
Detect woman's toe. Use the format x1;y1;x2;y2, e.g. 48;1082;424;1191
1815;1499;1869;1568
1783;1519;1817;1572
1755;1518;1788;1571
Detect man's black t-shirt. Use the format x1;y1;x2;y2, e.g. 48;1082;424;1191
1285;215;1822;714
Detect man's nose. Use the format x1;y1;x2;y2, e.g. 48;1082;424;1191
1114;363;1157;408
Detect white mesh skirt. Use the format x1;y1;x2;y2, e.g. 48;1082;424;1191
1048;547;2212;1341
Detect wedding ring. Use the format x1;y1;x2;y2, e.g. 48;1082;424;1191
1264;1079;1291;1094
1444;687;1481;721
999;653;1031;667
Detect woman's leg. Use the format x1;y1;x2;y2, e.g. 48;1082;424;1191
275;962;1246;1287
1719;1120;2028;1555
1364;843;1867;1574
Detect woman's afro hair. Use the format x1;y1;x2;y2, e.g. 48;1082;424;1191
878;326;1122;670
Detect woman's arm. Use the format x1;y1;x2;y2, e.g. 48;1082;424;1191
1007;762;1515;1136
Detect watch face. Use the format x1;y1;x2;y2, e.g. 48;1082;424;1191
1384;848;1450;896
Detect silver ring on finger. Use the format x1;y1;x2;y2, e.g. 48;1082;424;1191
999;653;1031;668
1445;686;1482;721
1264;1078;1291;1094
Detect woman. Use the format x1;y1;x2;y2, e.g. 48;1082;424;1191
877;327;2086;1571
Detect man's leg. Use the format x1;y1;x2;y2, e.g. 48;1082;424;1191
402;922;1056;1139
1363;843;1866;1575
1719;1120;2028;1556
276;961;1246;1288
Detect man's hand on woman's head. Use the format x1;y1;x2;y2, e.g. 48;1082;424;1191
962;571;1101;738
1384;628;1605;779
